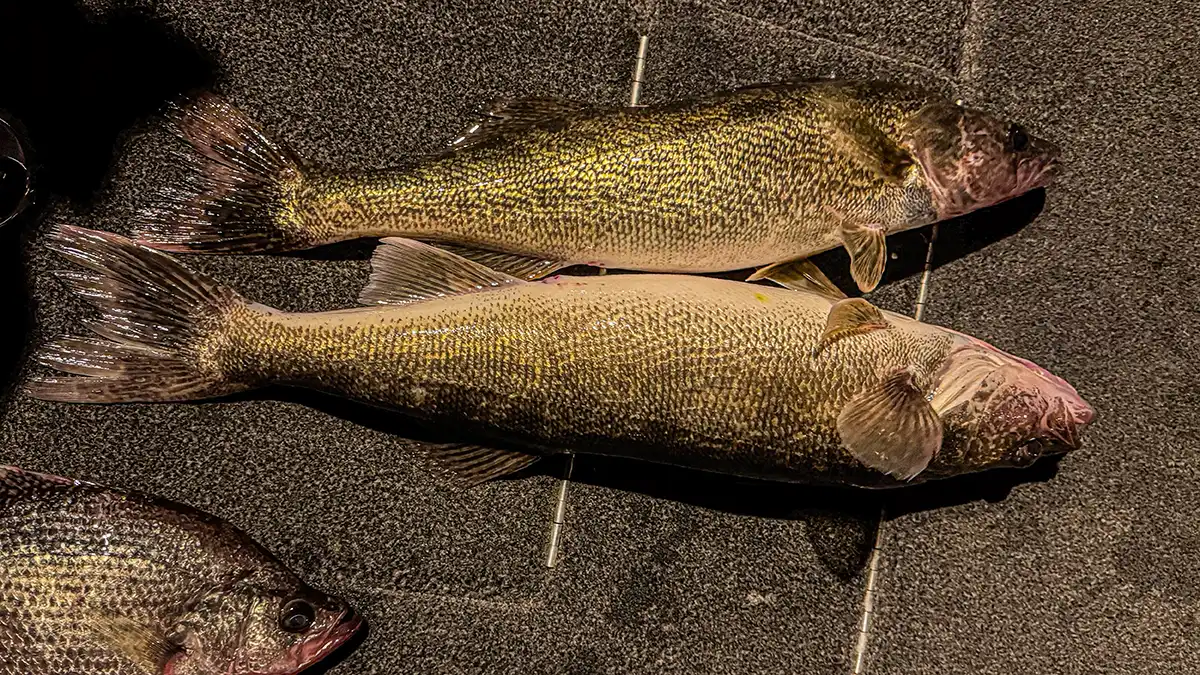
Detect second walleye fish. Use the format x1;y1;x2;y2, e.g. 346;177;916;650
138;81;1059;292
32;227;1092;487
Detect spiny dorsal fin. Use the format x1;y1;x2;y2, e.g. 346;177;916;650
837;366;942;481
432;243;569;280
1;466;81;507
87;615;181;675
425;444;541;488
748;259;847;299
839;220;888;293
448;97;593;151
814;298;890;357
818;94;914;183
359;238;525;306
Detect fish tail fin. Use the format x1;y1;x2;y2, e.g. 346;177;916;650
28;226;267;403
135;93;316;254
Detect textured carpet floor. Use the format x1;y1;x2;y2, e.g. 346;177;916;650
0;1;1195;673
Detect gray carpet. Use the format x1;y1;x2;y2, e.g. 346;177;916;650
0;1;1195;673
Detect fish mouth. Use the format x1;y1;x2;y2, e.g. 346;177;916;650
293;610;365;673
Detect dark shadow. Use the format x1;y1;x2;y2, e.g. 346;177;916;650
225;385;1064;579
304;619;370;675
0;206;41;412
0;2;216;204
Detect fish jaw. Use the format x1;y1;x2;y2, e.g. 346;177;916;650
266;609;364;675
930;335;1094;471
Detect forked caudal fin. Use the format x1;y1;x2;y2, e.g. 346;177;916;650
135;93;313;254
28;226;260;403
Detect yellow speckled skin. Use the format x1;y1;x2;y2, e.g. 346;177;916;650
299;81;939;270
212;275;988;486
0;468;358;675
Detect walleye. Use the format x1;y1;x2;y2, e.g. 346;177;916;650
136;80;1060;292
31;226;1092;487
0;465;362;675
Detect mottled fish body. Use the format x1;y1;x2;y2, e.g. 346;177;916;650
32;227;1093;488
0;465;361;675
138;81;1059;292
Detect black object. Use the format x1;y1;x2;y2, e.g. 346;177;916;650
0;111;32;227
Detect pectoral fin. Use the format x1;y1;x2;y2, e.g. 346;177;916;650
840;221;887;292
426;443;542;488
748;259;847;299
88;615;181;675
837;367;942;480
815;298;890;356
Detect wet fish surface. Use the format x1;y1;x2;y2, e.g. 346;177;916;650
31;227;1093;488
0;464;362;675
136;80;1059;292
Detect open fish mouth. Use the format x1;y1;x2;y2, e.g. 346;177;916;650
290;611;365;674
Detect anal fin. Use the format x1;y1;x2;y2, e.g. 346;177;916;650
359;238;525;306
433;243;569;280
748;259;847;299
837;367;942;481
426;443;542;488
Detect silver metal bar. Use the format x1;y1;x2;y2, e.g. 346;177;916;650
629;35;650;107
543;453;575;568
543;34;651;569
850;222;940;672
852;507;887;674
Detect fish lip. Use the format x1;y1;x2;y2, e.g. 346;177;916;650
291;610;365;674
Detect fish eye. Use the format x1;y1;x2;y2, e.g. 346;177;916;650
1006;124;1029;153
279;599;316;633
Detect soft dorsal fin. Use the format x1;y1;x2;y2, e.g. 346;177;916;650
359;238;525;306
837;366;942;481
433;243;569;280
425;443;542;488
814;298;890;357
817;94;914;183
748;259;847;299
1;466;80;507
448;97;593;151
87;615;182;675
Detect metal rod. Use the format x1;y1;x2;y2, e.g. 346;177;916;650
544;34;651;569
852;507;887;674
543;453;575;568
629;35;650;107
851;222;940;671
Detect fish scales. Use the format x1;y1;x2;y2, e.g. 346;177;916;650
1;480;255;673
221;277;950;483
308;85;925;269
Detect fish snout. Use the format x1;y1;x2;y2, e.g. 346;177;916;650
1039;394;1094;452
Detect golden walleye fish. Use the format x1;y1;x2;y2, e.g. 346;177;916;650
30;227;1092;487
136;80;1059;292
0;465;361;675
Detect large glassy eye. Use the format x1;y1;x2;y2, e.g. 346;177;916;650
280;599;316;633
1006;124;1029;152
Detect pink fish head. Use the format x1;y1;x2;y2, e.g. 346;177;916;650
930;336;1094;472
905;101;1061;220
